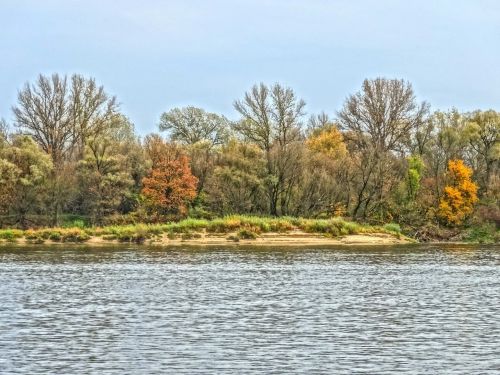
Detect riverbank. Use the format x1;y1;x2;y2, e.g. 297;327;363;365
0;216;413;246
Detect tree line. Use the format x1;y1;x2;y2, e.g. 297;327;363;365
0;74;498;237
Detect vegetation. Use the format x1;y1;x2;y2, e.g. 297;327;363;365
0;216;406;244
0;74;498;243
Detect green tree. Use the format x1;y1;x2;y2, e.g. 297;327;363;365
205;140;267;215
159;106;230;146
464;110;500;194
406;155;424;202
77;115;139;224
0;136;52;228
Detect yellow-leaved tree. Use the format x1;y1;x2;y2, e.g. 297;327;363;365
306;125;347;160
438;159;478;226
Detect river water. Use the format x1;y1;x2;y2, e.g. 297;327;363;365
0;244;499;374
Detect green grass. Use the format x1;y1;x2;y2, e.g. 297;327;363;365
383;223;402;234
465;224;499;244
0;215;404;244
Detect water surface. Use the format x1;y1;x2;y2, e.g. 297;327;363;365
0;244;499;374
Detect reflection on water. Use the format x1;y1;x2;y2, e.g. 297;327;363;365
0;244;499;374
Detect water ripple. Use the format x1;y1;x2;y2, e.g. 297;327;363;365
0;244;499;374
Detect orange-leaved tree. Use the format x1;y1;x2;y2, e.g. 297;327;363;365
438;159;478;226
142;138;198;217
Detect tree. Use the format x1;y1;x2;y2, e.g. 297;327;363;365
339;78;429;153
298;124;350;217
406;155;424;202
423;110;468;206
77;115;139;224
338;78;429;220
142;139;197;218
306;124;347;160
464;110;500;193
0;119;8;145
234;83;306;216
0;135;52;228
159;106;230;146
13;73;117;165
205;140;267;215
438;159;478;226
12;73;118;225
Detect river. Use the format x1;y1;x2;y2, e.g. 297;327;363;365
0;244;499;374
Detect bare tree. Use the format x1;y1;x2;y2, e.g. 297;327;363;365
234;83;306;215
12;73;118;224
13;73;117;166
339;78;429;154
338;78;429;220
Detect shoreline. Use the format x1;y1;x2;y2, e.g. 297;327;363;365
1;230;413;247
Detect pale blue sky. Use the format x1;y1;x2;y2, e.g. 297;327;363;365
1;0;499;134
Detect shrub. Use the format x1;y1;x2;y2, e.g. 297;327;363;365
48;231;62;241
465;224;498;244
24;229;45;243
237;229;258;240
61;228;90;242
0;229;23;241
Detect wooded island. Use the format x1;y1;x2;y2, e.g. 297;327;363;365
0;75;498;244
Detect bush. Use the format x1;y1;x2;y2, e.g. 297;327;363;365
465;224;498;244
23;229;45;243
237;229;258;240
61;228;90;242
48;231;62;241
0;229;23;241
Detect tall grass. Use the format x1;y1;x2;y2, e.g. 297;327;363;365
0;215;401;244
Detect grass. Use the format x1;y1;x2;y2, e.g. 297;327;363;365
0;215;403;244
383;223;402;234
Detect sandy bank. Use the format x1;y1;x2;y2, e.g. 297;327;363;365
2;231;411;247
80;230;411;247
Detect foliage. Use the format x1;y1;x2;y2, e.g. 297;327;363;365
406;155;424;202
237;229;258;239
306;125;347;160
0;135;53;228
0;74;498;241
0;229;23;241
465;223;498;244
142;142;198;217
159;106;230;146
438;160;478;226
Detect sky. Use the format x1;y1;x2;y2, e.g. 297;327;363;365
1;0;499;134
